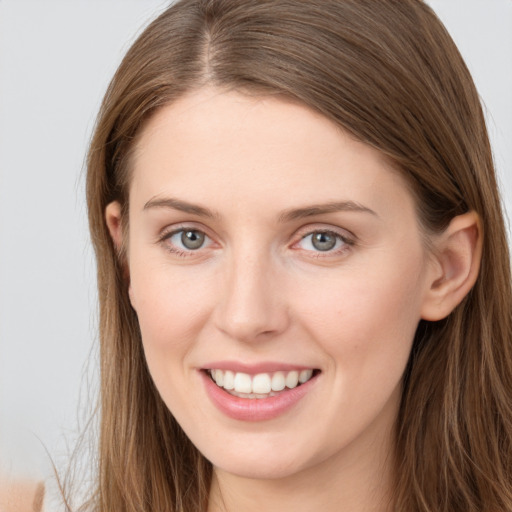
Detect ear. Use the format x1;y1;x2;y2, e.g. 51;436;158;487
105;201;124;251
421;211;482;321
105;201;136;307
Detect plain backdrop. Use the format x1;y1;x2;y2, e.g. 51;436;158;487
0;0;511;489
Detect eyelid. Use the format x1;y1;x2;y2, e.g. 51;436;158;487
290;224;356;256
158;222;212;241
157;223;218;256
293;223;356;243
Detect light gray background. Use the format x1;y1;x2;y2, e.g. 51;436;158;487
1;0;511;485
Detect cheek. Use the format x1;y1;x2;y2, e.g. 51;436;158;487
129;257;215;354
294;249;426;376
128;262;211;413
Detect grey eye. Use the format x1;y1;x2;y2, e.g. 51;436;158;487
311;232;337;251
297;231;345;253
180;230;205;250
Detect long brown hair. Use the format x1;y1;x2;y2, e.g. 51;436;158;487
83;1;512;510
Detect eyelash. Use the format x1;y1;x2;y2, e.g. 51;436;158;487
157;225;355;259
294;229;354;258
158;225;214;257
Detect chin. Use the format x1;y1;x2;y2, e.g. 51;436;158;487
202;438;322;481
212;457;307;481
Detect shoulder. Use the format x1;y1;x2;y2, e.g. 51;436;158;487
0;478;45;512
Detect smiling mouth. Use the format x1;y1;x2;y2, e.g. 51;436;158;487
206;368;320;399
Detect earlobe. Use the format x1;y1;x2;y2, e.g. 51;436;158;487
105;201;124;251
421;211;482;321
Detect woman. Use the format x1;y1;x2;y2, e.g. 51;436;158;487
80;0;512;510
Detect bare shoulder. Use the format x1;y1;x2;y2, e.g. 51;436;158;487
0;478;45;512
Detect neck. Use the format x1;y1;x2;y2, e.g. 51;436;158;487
207;417;396;512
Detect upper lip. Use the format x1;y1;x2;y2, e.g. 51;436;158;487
200;361;319;374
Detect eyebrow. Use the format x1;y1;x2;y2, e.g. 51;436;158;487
143;196;378;221
143;197;219;219
278;201;378;222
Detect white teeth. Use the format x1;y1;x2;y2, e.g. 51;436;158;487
299;369;313;383
223;370;235;390
252;373;272;394
214;369;223;387
209;368;315;395
271;371;286;391
233;372;252;394
285;370;299;389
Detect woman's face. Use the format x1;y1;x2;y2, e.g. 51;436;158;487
117;88;436;480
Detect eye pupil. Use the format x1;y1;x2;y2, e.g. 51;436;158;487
311;232;337;251
181;230;205;249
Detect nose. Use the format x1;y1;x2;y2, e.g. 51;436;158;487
213;250;289;343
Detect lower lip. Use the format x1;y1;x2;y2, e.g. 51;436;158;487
201;371;318;422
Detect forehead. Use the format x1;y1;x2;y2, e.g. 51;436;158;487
129;87;414;221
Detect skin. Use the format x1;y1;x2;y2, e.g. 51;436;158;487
106;87;482;512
